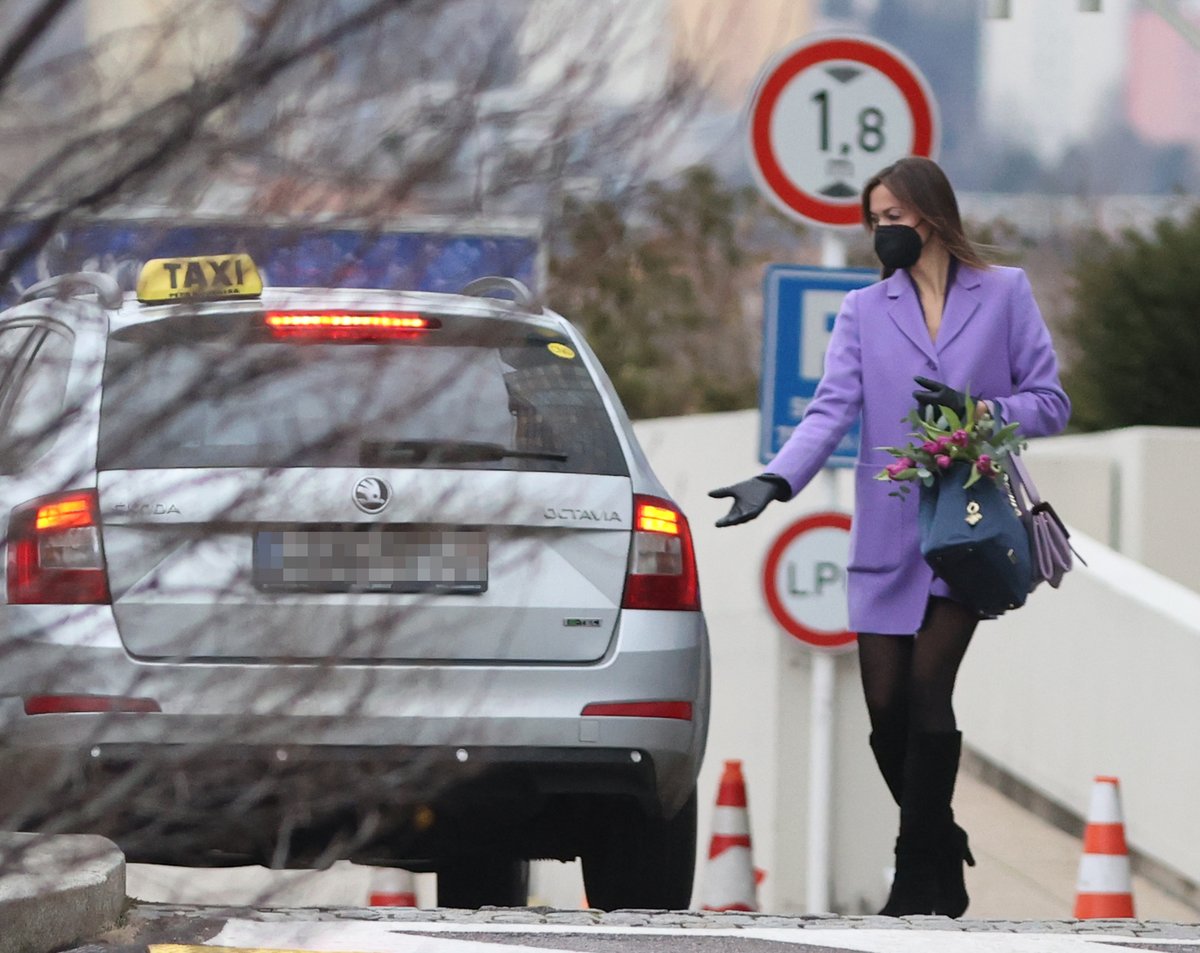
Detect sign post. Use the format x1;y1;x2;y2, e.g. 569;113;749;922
746;33;939;914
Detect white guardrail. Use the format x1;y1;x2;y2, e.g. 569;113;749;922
956;526;1200;896
631;411;1200;910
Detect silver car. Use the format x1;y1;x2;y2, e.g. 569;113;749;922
0;255;710;909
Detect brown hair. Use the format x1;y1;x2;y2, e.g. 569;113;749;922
860;156;989;278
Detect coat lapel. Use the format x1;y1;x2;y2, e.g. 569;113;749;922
934;265;982;353
883;271;937;362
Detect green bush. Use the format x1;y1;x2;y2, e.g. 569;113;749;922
547;165;804;419
1063;207;1200;431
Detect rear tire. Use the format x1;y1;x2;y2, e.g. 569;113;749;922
580;789;697;910
437;855;529;908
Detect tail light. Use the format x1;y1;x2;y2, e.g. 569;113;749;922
581;701;693;721
621;495;700;611
265;311;438;339
24;695;160;715
7;490;110;604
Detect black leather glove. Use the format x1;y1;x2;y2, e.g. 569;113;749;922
912;376;977;420
709;474;792;527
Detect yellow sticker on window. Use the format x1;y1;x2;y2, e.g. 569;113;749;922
548;342;576;359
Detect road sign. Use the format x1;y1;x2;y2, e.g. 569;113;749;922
760;264;875;467
746;34;939;227
762;512;856;652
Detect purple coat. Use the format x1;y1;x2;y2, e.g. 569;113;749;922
766;264;1070;635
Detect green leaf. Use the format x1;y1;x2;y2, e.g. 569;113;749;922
895;467;918;481
942;405;963;431
992;422;1022;442
962;466;982;489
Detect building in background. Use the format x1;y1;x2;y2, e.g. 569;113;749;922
668;0;815;108
1126;2;1200;151
979;0;1133;165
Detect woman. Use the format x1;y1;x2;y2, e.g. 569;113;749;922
710;157;1070;917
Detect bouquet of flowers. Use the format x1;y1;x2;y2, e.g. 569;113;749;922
875;398;1026;497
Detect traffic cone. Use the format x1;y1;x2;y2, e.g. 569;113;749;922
700;759;759;911
1074;776;1135;918
368;867;418;907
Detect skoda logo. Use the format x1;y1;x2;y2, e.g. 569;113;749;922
353;477;391;514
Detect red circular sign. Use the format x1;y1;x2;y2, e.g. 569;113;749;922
762;512;856;652
747;35;939;227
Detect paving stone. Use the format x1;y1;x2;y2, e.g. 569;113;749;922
902;915;968;930
740;917;802;928
486;911;551;923
849;916;918;929
598;913;654;926
115;903;1200;940
1134;923;1200;937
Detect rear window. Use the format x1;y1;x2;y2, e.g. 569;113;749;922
97;311;628;476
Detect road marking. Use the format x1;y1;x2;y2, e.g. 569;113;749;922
199;923;587;953
191;921;1200;953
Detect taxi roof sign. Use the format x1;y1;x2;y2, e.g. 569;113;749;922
137;253;262;303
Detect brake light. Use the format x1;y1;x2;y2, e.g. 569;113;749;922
581;701;693;721
622;495;700;611
24;695;160;715
265;311;437;338
7;490;110;604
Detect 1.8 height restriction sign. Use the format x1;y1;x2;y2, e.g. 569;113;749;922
746;34;939;228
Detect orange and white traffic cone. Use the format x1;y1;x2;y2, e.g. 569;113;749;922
1074;775;1135;918
368;867;418;907
700;759;760;912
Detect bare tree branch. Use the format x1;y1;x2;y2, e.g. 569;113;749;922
0;0;74;95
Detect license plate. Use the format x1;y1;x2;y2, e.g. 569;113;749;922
253;528;488;593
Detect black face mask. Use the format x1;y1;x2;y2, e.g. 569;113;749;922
874;224;924;270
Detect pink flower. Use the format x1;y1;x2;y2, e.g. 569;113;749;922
951;430;970;447
976;454;993;475
935;436;951;451
885;458;913;479
921;440;940;454
936;454;952;470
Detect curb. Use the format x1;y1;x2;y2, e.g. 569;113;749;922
0;833;125;953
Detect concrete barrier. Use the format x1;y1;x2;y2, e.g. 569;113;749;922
631;411;1200;911
957;528;1200;902
0;833;125;953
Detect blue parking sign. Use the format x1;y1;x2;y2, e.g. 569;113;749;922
759;265;877;467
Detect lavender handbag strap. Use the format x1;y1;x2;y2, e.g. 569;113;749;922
1007;453;1041;514
1007;453;1086;566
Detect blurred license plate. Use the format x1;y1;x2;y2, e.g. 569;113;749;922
253;528;488;593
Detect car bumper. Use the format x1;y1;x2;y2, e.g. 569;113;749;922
0;605;710;865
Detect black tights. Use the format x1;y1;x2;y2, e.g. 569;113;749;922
858;597;979;736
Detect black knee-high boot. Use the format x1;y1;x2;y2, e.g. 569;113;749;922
877;730;973;917
869;729;974;865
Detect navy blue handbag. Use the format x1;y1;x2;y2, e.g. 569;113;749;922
918;462;1033;616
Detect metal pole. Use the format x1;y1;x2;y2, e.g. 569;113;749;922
804;242;845;912
806;647;836;911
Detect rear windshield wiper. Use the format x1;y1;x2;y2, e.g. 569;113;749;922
360;440;568;465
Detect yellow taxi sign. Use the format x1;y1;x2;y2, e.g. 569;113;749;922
136;253;262;303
